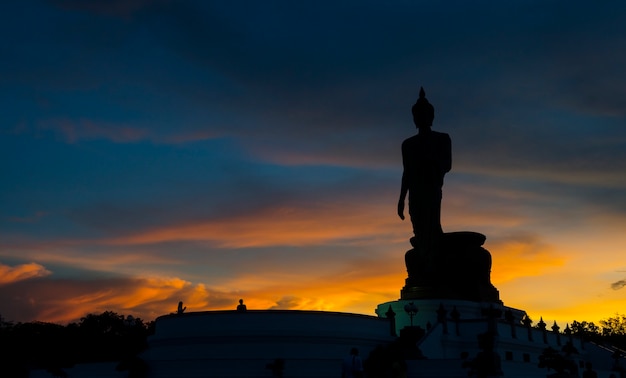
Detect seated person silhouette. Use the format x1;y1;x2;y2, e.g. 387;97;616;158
397;87;451;251
237;299;247;311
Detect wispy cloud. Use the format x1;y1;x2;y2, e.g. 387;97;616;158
107;201;402;248
39;118;149;144
0;262;51;285
611;279;626;290
6;211;48;224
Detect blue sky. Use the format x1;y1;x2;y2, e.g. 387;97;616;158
1;0;626;325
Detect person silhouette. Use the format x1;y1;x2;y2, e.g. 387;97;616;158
237;299;247;311
341;347;363;378
177;301;186;314
398;87;451;251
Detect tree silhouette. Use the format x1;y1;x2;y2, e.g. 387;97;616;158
571;320;600;336
0;311;152;377
600;314;626;336
599;314;626;349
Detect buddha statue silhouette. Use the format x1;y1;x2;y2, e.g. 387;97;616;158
397;87;451;252
397;87;500;303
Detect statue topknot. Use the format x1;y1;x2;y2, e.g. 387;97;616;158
412;86;435;127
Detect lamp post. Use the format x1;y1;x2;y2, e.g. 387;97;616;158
404;302;418;327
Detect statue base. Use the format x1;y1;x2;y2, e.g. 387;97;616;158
400;231;501;303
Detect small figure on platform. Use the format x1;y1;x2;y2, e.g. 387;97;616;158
398;87;451;251
177;301;186;314
342;347;363;378
237;299;247;311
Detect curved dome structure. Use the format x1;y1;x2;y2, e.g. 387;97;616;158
143;310;395;377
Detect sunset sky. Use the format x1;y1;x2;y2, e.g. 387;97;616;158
1;0;625;326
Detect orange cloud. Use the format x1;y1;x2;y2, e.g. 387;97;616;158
108;203;404;248
0;275;230;324
34;251;404;323
0;262;51;285
3;194;621;328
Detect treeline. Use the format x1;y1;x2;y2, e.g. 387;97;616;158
524;314;626;350
570;314;626;350
0;311;154;377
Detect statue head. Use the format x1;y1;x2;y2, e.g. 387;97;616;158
411;87;435;129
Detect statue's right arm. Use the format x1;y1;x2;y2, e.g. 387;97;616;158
398;176;407;220
398;143;409;220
